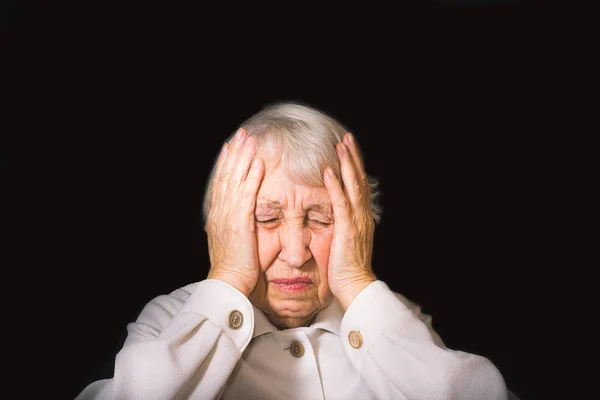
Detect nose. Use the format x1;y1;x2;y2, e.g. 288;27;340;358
278;220;312;268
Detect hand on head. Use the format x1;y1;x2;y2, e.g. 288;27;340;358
324;132;377;310
206;128;265;296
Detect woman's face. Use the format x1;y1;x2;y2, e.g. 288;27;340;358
249;151;335;329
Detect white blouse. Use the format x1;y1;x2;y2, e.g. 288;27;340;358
75;279;508;400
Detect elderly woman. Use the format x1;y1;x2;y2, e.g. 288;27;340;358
76;102;509;399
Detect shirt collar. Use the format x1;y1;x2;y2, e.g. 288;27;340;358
251;299;344;339
251;304;277;338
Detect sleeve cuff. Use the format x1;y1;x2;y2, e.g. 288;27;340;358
341;281;411;359
180;279;254;352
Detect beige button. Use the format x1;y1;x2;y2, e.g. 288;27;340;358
348;330;363;349
228;310;243;329
288;340;305;358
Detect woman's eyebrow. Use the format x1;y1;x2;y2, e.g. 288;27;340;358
256;199;282;209
256;199;332;214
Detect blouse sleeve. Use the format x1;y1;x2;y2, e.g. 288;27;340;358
340;280;509;400
75;279;254;400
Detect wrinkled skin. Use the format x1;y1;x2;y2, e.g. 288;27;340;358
206;128;376;329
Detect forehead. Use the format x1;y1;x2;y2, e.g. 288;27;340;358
256;155;331;214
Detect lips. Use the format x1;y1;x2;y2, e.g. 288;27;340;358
271;278;313;292
271;278;313;285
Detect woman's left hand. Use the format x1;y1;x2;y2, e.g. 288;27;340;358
324;132;377;311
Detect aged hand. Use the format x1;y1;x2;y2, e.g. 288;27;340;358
205;128;265;296
324;133;377;311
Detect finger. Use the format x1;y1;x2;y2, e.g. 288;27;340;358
323;167;351;229
343;133;369;186
230;135;257;188
336;141;363;208
216;128;247;205
219;128;247;179
210;143;229;208
242;157;265;218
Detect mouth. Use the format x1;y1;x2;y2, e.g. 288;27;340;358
271;278;313;291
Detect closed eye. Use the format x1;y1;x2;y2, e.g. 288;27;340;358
308;219;331;227
256;218;281;228
257;218;279;223
255;218;331;228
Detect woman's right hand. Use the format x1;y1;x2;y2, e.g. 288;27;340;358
205;128;265;296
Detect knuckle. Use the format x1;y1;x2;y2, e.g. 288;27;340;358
242;190;254;203
359;176;369;189
339;196;350;210
226;176;238;189
214;175;228;187
351;184;363;199
359;174;369;186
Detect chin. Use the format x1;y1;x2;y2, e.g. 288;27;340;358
270;305;319;329
250;284;333;329
264;297;322;327
271;296;319;315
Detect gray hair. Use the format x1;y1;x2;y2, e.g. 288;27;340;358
202;101;382;224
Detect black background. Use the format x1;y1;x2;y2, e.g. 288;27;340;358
2;1;594;400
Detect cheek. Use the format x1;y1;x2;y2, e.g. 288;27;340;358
309;230;333;274
256;229;280;271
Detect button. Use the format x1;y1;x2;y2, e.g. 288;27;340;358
288;340;305;358
228;310;243;329
348;330;363;349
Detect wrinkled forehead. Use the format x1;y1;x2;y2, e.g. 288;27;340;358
256;195;333;214
255;164;333;216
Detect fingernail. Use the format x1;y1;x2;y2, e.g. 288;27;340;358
222;143;229;154
235;128;244;141
345;133;354;145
